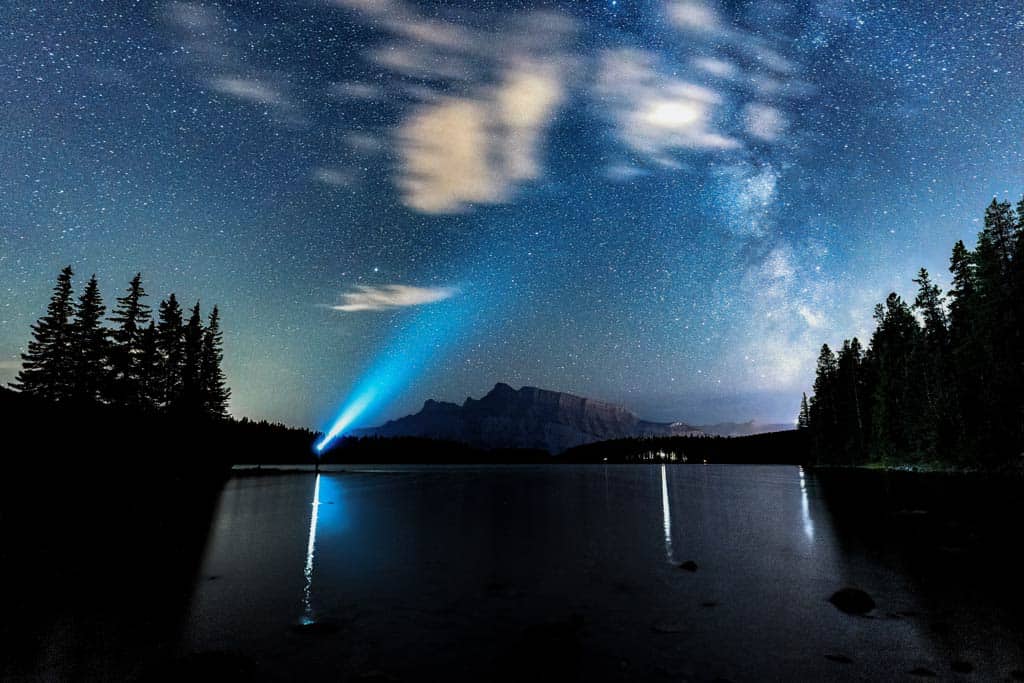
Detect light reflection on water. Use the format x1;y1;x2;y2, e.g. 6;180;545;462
799;465;814;542
660;464;674;563
301;473;321;625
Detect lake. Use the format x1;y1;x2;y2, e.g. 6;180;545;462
5;464;1023;680
176;465;1023;680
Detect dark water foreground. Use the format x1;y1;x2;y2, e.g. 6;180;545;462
4;465;1024;681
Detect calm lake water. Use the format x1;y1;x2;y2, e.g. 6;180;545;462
177;465;1023;681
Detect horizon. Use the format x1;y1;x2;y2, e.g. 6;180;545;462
2;0;1022;432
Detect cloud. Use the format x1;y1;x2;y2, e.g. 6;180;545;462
330;285;458;312
397;61;565;213
744;103;787;141
209;77;285;106
598;49;740;160
667;1;722;33
330;0;575;213
313;167;355;187
692;57;738;79
328;81;382;101
604;163;649;182
164;3;301;121
166;1;218;31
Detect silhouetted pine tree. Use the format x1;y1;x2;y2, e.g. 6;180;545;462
868;293;926;461
835;338;867;464
797;393;810;431
13;266;76;401
200;306;230;417
108;273;151;406
912;268;957;457
808;344;838;462
156;294;184;409
973;198;1020;459
181;302;205;413
137;321;161;409
69;275;108;403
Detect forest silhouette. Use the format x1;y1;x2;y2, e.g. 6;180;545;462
800;195;1024;469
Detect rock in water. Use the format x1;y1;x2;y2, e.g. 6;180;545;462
678;560;698;572
828;587;875;615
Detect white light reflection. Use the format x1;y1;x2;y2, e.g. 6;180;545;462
301;473;322;625
798;466;814;542
661;464;674;563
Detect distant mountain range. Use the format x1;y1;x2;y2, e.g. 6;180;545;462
695;420;796;437
352;383;706;453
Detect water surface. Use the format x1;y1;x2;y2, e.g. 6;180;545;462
181;465;1024;680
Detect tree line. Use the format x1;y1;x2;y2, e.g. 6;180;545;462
12;267;230;418
799;195;1024;468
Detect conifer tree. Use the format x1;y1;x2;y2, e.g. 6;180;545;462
137;321;161;409
808;344;838;462
182;302;205;412
200;306;230;417
982;198;1016;275
13;266;76;401
157;294;184;409
108;273;151;406
835;338;866;463
912;268;957;456
868;293;925;461
69;275;108;402
797;393;810;431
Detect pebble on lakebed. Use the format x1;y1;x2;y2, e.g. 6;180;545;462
828;587;876;615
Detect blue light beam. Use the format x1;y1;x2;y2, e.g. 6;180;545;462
315;289;480;453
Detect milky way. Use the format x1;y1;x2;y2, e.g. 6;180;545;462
2;0;1022;428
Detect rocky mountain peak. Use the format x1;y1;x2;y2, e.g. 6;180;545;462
355;383;704;453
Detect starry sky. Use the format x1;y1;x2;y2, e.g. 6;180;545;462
2;0;1022;430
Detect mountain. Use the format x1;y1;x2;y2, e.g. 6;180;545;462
696;420;796;437
352;383;705;453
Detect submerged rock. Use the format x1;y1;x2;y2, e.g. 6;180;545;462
678;560;698;572
950;661;974;673
828;587;875;615
908;666;937;677
824;654;853;664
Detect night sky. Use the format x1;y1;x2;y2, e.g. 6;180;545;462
2;0;1022;431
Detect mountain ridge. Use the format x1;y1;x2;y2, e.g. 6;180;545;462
352;382;705;453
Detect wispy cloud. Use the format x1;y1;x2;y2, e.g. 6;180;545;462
328;81;382;101
312;167;356;188
398;61;565;213
331;0;575;213
330;285;458;312
164;2;301;122
744;103;787;142
209;77;285;106
598;49;740;162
